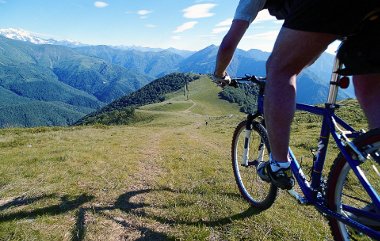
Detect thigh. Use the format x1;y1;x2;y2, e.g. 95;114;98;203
267;27;337;76
353;74;380;93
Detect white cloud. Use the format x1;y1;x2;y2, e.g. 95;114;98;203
212;18;232;34
183;4;217;19
138;10;152;16
173;21;198;33
212;27;229;34
326;40;341;54
238;31;279;51
216;18;233;27
244;31;279;41
94;1;108;8
136;9;152;19
172;36;182;40
254;10;276;23
145;24;156;28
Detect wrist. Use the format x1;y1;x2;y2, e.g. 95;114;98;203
214;71;227;78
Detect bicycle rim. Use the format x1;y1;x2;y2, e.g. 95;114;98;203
327;129;380;241
231;120;277;210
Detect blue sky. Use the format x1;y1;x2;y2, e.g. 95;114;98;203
0;0;339;52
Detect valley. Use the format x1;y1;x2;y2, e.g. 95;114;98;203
0;32;354;128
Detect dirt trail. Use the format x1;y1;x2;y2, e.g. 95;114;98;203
77;100;222;240
72;129;170;241
182;99;196;113
112;129;170;240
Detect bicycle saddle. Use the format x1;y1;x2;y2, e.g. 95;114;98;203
336;9;380;75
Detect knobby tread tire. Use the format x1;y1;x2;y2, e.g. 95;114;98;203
327;128;380;241
231;120;278;211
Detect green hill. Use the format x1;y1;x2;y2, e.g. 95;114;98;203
75;73;202;125
0;72;368;240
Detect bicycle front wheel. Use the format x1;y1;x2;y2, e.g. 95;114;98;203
231;120;278;210
327;128;380;241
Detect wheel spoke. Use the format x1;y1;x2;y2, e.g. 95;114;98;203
232;120;277;211
327;129;380;240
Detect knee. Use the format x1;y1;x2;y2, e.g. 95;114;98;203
266;55;274;72
266;54;297;85
266;54;280;76
266;51;299;77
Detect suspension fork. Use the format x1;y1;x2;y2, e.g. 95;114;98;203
241;114;265;166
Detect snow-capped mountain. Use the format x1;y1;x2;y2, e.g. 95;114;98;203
0;28;84;46
0;28;50;44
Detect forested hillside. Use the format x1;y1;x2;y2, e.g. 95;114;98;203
219;85;259;114
0;36;150;127
74;46;185;78
75;73;199;125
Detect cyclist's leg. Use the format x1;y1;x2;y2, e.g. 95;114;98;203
264;27;337;163
353;74;380;129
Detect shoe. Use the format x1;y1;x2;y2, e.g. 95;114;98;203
257;161;294;190
257;161;271;183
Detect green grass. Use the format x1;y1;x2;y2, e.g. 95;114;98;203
0;76;369;240
141;101;193;112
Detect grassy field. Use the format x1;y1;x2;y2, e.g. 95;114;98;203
0;76;368;240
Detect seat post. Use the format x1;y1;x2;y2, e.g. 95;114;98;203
326;55;343;105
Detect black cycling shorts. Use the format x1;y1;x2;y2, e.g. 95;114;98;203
283;0;379;35
283;0;380;75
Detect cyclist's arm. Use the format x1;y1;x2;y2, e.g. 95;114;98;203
214;0;267;77
214;20;249;77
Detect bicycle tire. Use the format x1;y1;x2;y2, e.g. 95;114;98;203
231;120;278;210
327;128;380;241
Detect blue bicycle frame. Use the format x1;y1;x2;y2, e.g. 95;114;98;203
253;55;380;240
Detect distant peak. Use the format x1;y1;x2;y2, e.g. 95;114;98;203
0;28;50;44
205;44;217;49
0;28;85;46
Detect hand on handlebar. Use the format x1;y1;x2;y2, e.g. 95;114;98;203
212;72;231;88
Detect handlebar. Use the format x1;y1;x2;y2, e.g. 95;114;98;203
229;74;266;90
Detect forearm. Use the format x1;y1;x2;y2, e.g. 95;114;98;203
214;36;239;77
214;20;249;77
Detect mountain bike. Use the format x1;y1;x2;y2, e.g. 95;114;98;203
229;45;380;239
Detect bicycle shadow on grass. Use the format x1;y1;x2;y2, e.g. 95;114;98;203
0;193;94;222
71;189;172;241
0;194;55;212
137;187;261;227
71;187;260;241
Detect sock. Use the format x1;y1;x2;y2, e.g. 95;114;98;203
270;154;290;172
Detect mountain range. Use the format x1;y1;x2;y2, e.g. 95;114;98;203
0;28;354;128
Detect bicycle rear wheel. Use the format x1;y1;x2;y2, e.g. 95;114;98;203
231;120;278;210
327;128;380;241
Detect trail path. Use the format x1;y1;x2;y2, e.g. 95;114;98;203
106;110;217;240
183;99;196;113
